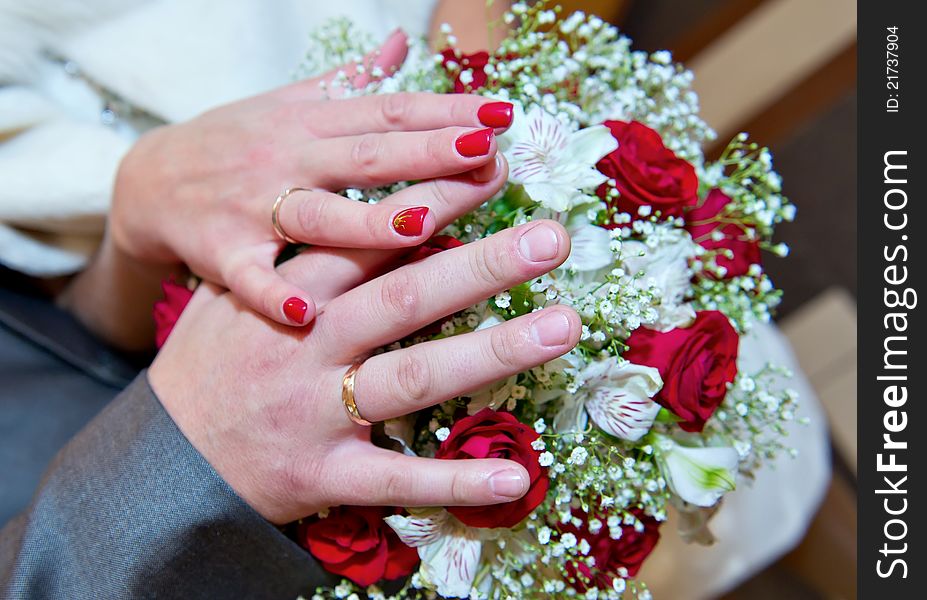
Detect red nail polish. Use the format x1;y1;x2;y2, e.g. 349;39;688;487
392;206;429;236
455;127;494;157
477;102;514;128
283;297;308;324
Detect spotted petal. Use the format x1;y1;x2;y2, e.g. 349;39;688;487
418;519;482;599
384;510;448;547
583;361;662;441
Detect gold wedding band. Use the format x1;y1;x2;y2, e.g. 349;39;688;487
271;187;310;244
342;361;373;427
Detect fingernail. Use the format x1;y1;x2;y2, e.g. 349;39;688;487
531;310;572;347
477;101;514;128
455;127;494;157
489;469;528;498
283;297;308;324
518;224;559;262
375;29;408;74
392;206;429;236
471;155;502;183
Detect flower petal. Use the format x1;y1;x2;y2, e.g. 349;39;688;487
584;361;662;441
383;415;418;457
659;439;739;507
524;182;574;212
565;124;619;166
384;510;448;547
418;520;483;598
565;224;613;272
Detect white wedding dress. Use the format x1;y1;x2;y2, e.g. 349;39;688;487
0;1;830;597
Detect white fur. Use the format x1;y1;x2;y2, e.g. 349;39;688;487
0;0;435;275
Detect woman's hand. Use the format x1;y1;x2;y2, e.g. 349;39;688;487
150;218;580;524
110;29;515;327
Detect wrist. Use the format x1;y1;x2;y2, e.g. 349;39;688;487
111;126;181;264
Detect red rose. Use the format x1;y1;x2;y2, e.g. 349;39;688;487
153;278;193;349
623;311;739;432
596;121;698;222
435;408;548;528
685;189;762;277
298;505;419;587
561;508;661;590
440;49;490;93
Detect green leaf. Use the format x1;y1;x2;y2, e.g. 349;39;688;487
655;408;682;423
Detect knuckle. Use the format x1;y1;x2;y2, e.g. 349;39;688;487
296;191;328;239
351;133;382;175
488;325;523;370
279;453;315;506
395;352;433;406
468;240;511;286
448;98;472;124
429;178;455;209
382;464;413;503
380;93;413;127
450;469;473;505
378;271;421;324
425;130;449;163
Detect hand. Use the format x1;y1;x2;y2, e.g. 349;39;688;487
149;220;581;524
110;29;515;327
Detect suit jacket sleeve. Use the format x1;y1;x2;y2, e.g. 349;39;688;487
0;371;333;599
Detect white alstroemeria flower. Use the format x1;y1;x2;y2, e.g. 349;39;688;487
383;414;417;457
500;104;618;212
467;375;517;414
621;231;699;331
555;358;662;441
564;222;614;272
385;510;482;598
656;436;739;507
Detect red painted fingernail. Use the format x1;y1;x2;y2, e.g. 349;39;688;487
455;127;494;157
477;102;514;128
392;206;429;237
283;297;308;324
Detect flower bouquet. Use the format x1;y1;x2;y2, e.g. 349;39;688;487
283;4;802;599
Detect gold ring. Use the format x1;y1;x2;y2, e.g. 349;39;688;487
271;187;310;244
342;361;373;426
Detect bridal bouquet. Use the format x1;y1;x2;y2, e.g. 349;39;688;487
285;4;800;599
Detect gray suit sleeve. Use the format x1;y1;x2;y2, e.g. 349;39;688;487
0;372;334;599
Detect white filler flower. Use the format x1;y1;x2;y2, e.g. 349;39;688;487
500;104;617;212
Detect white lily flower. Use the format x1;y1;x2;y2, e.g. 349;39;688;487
620;230;699;331
385;510;482;598
500;104;617;212
555;358;662;441
656;436;739;507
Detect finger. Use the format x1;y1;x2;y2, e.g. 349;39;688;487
317;220;571;359
329;448;531;507
221;244;317;326
277;189;437;248
306;93;515;137
284;29;409;101
277;155;508;303
352;306;581;421
304;126;496;190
